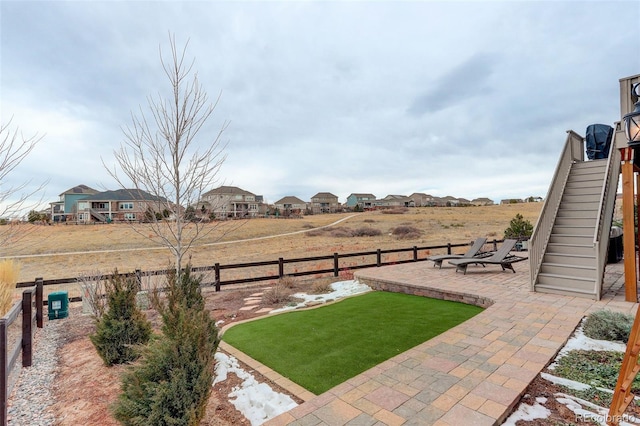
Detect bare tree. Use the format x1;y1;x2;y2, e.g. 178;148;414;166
105;34;230;274
0;118;46;246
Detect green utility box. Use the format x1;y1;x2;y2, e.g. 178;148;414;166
48;291;69;320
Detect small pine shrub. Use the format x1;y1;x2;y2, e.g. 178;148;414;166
582;310;634;343
504;213;533;239
90;272;152;366
113;267;220;426
352;227;382;237
0;260;19;316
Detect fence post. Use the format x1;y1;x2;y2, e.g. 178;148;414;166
22;289;33;368
447;243;452;255
0;318;7;426
278;258;284;278
413;246;418;261
492;239;498;251
135;269;142;291
333;253;339;277
35;278;43;329
214;263;220;292
376;249;382;267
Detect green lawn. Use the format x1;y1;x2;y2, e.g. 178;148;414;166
222;291;483;394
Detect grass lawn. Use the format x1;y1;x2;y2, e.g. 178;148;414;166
222;291;483;394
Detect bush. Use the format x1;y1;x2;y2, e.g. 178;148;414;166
329;227;354;238
262;281;293;305
113;267;220;426
352;227;382;237
380;207;408;214
504;213;533;239
89;272;152;366
392;225;422;240
0;260;19;316
582;310;634;343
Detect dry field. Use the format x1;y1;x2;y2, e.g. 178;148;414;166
4;203;541;294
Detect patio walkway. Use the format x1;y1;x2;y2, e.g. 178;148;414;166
227;259;637;425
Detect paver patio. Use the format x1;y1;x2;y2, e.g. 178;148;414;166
223;259;635;425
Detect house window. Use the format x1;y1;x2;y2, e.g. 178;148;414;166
250;204;257;210
95;202;108;209
124;213;136;220
120;202;134;210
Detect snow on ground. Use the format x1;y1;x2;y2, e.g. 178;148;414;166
270;279;372;313
213;280;372;425
214;352;298;426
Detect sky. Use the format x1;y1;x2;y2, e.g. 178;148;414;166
1;0;638;211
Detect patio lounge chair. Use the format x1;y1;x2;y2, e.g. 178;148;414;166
426;237;488;268
448;239;527;274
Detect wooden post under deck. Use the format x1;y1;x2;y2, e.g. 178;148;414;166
621;147;637;302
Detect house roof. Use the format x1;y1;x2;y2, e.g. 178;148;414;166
79;189;167;202
202;186;256;197
348;193;376;199
274;196;307;205
59;184;99;197
311;192;338;199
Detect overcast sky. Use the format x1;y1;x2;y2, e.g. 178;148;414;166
1;1;638;209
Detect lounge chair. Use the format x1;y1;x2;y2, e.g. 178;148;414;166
448;239;527;274
426;237;488;268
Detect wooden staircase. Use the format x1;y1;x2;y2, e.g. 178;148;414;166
533;160;607;298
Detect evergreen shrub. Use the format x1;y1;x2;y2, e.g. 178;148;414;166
89;272;152;366
113;267;220;426
582;309;634;343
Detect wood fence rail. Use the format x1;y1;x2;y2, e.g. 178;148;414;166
0;279;43;426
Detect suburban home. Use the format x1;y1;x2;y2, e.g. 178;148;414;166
273;196;307;217
199;186;265;218
501;198;524;205
374;195;415;208
457;197;471;206
471;197;495;206
409;192;435;207
76;188;169;223
310;192;340;213
345;193;376;209
49;184;99;222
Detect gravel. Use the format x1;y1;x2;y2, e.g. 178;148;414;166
6;318;62;426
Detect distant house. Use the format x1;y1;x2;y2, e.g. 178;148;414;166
501;198;524;205
471;197;494;206
374;195;415;208
199;186;265;218
274;196;307;213
525;196;543;203
49;184;99;222
310;192;340;213
345;193;376;209
441;196;459;206
457;197;471;206
76;188;168;223
409;193;436;207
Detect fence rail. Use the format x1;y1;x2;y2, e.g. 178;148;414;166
15;240;502;295
0;280;43;426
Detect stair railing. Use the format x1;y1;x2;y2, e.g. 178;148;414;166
593;128;622;300
530;130;584;291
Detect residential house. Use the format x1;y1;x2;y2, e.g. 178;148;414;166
310;192;340;213
199;186;264;218
457;197;471;206
374;195;415;208
50;184;99;222
501;198;524;205
409;193;436;207
345;193;376;209
76;189;168;223
274;196;307;216
441;196;460;206
471;197;495;206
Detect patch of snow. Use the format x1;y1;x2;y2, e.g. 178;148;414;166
502;396;550;425
540;372;592;391
270;279;371;313
213;352;298;426
549;320;627;369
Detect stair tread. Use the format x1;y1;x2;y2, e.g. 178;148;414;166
535;283;597;295
541;262;596;269
537;272;595;282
